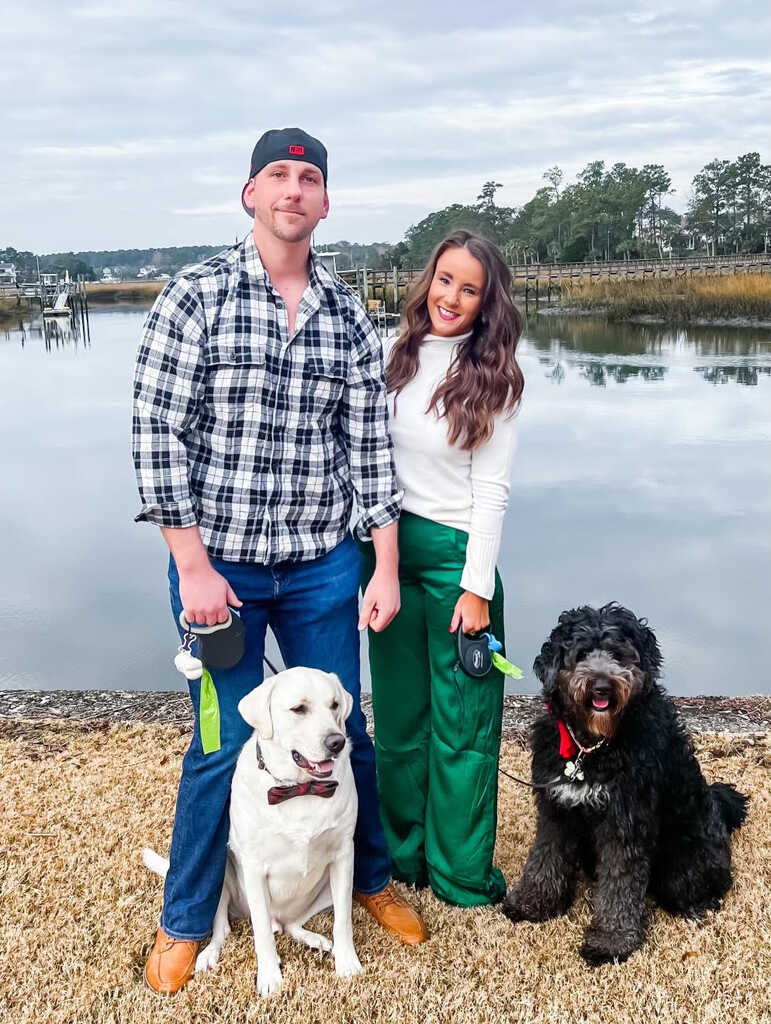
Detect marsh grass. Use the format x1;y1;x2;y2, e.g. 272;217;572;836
1;720;769;1024
85;281;165;305
0;295;33;325
561;273;771;322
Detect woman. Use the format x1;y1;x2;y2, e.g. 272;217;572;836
361;230;524;907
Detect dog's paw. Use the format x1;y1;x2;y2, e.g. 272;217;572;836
195;942;222;973
502;886;567;924
579;926;640;967
256;960;283;996
501;891;528;923
307;932;333;954
333;946;362;978
286;924;333;953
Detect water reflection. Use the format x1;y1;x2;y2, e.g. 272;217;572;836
0;309;769;697
527;315;771;387
2;312;91;352
695;365;771;386
579;364;667;387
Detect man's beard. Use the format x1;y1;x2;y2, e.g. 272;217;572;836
266;209;314;244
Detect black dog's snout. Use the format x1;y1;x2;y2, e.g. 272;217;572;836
592;677;613;697
324;732;346;756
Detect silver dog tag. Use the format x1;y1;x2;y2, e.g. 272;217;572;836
564;759;585;782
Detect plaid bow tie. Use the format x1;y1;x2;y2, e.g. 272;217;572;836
267;779;339;805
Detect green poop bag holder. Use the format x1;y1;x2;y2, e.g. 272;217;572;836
174;610;246;754
455;629;523;680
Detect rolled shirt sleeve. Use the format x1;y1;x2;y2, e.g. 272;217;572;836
459;412;518;600
132;278;206;527
339;302;403;538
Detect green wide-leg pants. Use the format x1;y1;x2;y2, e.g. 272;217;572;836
360;511;507;907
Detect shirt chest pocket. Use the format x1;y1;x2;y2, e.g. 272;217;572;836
304;355;347;414
203;327;269;450
205;325;268;403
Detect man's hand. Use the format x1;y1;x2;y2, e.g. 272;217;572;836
358;568;400;633
160;524;242;626
449;591;490;635
179;563;242;627
359;520;400;632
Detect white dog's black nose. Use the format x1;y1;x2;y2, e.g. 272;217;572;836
324;732;346;756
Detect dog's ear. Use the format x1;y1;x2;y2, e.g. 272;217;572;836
238;676;279;739
534;607;592;696
633;616;663;681
533;639;561;696
330;673;353;726
602;603;663;682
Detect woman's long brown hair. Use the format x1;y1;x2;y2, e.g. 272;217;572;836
387;230;524;450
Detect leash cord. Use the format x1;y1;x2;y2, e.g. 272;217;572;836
262;654;548;792
497;765;552;790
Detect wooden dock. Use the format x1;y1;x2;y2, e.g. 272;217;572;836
0;276;91;340
338;252;771;312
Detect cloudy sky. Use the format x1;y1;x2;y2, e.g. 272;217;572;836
2;0;769;254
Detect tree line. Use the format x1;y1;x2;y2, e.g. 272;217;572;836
388;152;770;268
1;241;396;281
4;153;768;280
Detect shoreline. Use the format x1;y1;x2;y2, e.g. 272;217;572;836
2;689;768;738
85;281;164;304
535;306;771;329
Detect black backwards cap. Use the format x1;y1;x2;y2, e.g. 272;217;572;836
241;128;328;216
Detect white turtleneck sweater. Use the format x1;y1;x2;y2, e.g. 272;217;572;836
385;332;517;600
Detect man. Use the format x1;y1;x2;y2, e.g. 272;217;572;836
133;128;427;995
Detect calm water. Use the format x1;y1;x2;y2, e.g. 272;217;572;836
1;308;769;696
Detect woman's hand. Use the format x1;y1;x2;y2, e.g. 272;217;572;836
449;591;490;635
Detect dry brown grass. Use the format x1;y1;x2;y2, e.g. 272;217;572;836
562;273;771;322
0;294;34;324
85;282;164;305
1;720;769;1024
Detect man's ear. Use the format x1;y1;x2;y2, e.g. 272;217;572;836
238;675;279;739
331;673;353;726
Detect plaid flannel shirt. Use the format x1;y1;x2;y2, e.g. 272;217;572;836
132;234;401;563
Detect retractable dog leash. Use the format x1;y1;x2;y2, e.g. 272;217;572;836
174;611;246;755
451;630;547;788
172;612;543;791
455;629;523;680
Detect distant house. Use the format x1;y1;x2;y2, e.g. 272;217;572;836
0;262;17;286
101;267;118;282
316;250;343;278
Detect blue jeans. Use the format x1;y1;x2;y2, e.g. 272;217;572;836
161;534;391;941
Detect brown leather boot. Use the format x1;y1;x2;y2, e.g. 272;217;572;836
355;884;428;945
144;927;199;994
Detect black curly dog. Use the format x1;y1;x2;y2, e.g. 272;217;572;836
502;603;747;966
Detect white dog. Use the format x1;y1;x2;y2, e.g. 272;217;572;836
143;666;362;995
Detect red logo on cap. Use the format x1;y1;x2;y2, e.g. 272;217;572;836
289;145;305;155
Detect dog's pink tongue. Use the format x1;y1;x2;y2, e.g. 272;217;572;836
593;697;610;710
311;759;334;776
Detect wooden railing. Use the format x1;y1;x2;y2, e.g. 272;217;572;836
337;253;771;312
